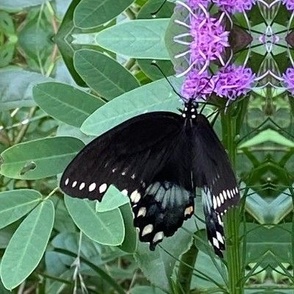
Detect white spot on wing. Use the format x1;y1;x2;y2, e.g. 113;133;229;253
216;231;224;244
137;207;147;217
213;237;220;248
121;189;128;196
219;192;224;203
89;183;96;192
130;190;141;203
72;181;77;188
184;206;193;217
65;178;69;186
142;224;153;236
152;231;164;243
213;196;217;209
79;182;85;190
216;195;221;208
217;214;223;226
99;183;107;193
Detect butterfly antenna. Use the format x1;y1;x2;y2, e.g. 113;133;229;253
151;61;182;98
151;0;167;17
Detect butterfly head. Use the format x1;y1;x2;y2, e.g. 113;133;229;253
181;100;199;120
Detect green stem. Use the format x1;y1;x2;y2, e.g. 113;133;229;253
176;243;198;293
221;110;243;294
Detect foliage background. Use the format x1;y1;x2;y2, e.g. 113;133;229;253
0;0;293;293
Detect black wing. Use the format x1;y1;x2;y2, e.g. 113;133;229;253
60;112;195;249
192;114;240;257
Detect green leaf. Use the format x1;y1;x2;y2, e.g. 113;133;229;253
0;0;48;10
81;77;183;136
64;196;125;246
238;129;294;148
74;49;139;100
0;137;84;180
0;200;54;290
96;185;129;212
246;224;292;263
0;68;52;112
74;0;134;29
118;203;137;253
135;217;197;291
33;82;104;127
0;189;42;230
95;19;170;59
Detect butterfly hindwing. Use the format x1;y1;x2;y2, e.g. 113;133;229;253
192;113;240;256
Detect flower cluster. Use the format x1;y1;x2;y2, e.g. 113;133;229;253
181;70;214;100
282;0;294;11
212;65;256;99
189;13;230;67
282;67;294;95
175;0;256;102
181;65;255;101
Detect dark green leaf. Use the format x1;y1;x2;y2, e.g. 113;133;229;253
74;49;139;100
0;137;84;180
95;19;170;59
1;200;54;290
81;77;183;136
33;82;104;127
0;189;42;229
64;196;125;246
74;0;134;29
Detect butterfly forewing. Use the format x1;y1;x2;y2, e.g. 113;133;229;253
61;112;182;200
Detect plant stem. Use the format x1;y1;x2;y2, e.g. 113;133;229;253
221;109;243;294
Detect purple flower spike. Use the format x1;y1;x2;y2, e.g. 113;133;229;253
181;70;214;100
282;67;294;95
213;65;255;100
214;0;256;13
189;12;230;70
282;0;294;11
174;2;230;76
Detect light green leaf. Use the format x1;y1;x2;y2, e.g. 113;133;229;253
96;185;129;212
0;137;84;180
74;49;139;100
81;77;183;136
64;196;125;246
95;19;170;59
33;82;104;127
74;0;134;29
0;68;52;112
238;129;294;148
0;189;42;229
1;200;54;290
0;0;48;10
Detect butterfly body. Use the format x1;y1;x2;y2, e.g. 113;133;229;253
60;101;239;257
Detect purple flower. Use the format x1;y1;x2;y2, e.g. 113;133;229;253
186;0;211;8
282;0;294;11
282;67;294;95
212;65;255;100
181;70;214;100
189;13;230;66
174;4;230;75
213;0;256;13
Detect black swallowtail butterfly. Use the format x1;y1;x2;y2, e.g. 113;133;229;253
60;100;239;257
